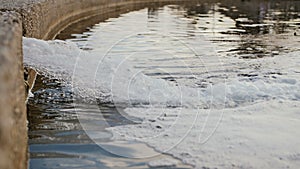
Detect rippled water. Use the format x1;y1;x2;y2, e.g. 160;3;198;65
28;1;300;168
61;1;299;88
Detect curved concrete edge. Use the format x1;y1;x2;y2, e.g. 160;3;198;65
1;0;184;40
0;11;28;169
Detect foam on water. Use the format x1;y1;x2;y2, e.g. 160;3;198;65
24;5;300;168
23;37;300;108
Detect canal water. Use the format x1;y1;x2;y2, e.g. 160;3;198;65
26;1;300;169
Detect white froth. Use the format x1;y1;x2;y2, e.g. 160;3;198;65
23;37;300;169
23;37;300;107
110;100;300;169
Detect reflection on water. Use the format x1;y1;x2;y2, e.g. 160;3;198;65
181;0;300;58
28;76;191;168
28;0;299;168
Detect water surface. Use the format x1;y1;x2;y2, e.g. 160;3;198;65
28;0;300;168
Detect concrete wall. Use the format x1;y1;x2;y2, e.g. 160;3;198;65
0;0;189;168
1;0;183;40
0;11;27;169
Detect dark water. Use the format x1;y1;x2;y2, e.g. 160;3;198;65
28;76;192;168
28;0;300;168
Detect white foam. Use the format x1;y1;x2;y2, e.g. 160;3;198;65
23;38;300;169
23;37;199;106
23;37;300;108
148;158;179;168
109;100;300;169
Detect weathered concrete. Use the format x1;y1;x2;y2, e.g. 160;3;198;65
0;0;183;40
0;11;27;169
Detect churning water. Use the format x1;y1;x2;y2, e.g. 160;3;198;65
26;1;300;169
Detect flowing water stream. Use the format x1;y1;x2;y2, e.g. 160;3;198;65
26;1;300;168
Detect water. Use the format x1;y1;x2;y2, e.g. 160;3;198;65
28;76;192;168
27;1;300;169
